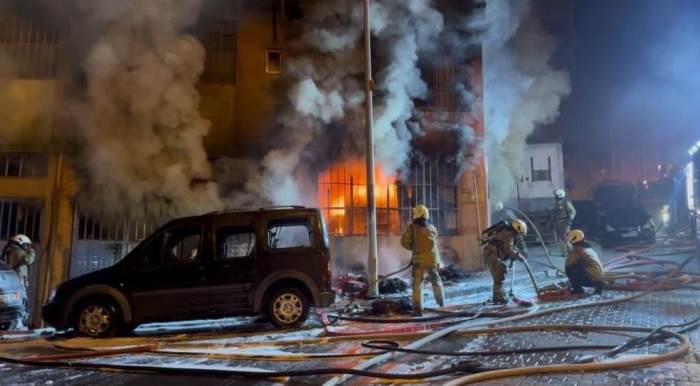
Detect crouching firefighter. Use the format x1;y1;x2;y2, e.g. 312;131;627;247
401;204;445;316
481;219;528;304
565;230;605;294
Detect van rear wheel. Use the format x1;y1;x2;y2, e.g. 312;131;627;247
74;299;121;338
267;287;309;328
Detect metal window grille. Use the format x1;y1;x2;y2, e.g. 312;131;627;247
0;14;59;79
0;153;48;177
199;20;236;84
0;199;42;242
319;159;459;236
70;212;161;278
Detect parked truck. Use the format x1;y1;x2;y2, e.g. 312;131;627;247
513;143;566;244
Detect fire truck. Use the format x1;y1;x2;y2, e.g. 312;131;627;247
686;140;700;240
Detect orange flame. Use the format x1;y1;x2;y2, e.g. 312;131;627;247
318;159;400;236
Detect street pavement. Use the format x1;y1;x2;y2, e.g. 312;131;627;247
0;238;698;386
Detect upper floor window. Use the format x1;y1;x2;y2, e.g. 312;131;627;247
265;49;282;74
0;15;59;79
199;19;236;84
0;153;48;178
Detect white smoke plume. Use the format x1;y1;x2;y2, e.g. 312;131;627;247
239;0;456;208
67;0;222;219
478;0;571;204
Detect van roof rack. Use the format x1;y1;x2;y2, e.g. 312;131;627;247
258;206;306;211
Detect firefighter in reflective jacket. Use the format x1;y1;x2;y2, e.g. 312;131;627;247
492;201;528;256
565;229;605;294
483;220;528;304
1;234;35;290
553;189;576;256
401;204;445;316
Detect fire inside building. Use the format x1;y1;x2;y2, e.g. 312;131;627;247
0;2;487;325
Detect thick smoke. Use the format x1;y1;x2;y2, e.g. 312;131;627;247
478;0;571;203
0;50;53;148
73;0;221;219
6;0;223;219
238;0;477;208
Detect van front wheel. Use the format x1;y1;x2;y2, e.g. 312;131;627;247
74;299;121;338
267;287;309;328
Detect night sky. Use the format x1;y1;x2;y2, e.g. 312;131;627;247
533;0;699;197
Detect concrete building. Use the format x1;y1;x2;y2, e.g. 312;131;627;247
0;2;487;326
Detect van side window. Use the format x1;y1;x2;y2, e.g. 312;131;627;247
134;235;162;270
217;227;256;259
163;226;202;264
267;219;314;249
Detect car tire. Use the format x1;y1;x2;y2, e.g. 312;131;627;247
267;287;310;329
73;298;121;338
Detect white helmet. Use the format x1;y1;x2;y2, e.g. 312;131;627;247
11;234;31;247
566;229;585;244
512;219;528;235
494;201;504;211
554;189;566;199
413;204;429;220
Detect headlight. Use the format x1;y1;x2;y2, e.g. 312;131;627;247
660;206;670;225
0;292;20;305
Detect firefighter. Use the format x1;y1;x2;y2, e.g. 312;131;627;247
492;201;529;256
1;234;35;291
401;204;445;316
483;219;528;304
552;189;576;256
565;229;605;294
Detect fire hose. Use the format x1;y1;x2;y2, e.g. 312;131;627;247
0;245;694;383
443;325;691;386
323;252;697;385
507;205;564;276
3;254;694;384
0;351;484;380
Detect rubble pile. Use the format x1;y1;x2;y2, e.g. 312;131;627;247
439;264;471;283
336;272;367;295
336;273;409;296
370;298;412;316
378;277;409;294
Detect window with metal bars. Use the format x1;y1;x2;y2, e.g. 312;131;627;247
0;153;48;177
198;19;236;84
76;215;158;243
318;159;459;236
0;14;59;79
0;199;42;242
70;213;161;278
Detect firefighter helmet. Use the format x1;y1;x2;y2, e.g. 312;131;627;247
567;229;585;244
11;234;31;247
413;204;430;220
554;189;566;199
512;219;528;235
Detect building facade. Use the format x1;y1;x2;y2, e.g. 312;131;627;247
0;2;487;326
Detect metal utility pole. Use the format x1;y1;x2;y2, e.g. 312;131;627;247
363;0;379;298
